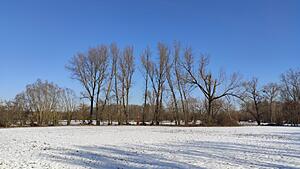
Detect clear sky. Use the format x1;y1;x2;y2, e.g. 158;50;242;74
0;0;299;104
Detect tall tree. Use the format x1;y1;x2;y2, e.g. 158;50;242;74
280;69;300;126
110;43;121;124
148;43;168;125
140;47;151;125
262;83;279;123
119;46;135;124
243;78;263;125
281;69;300;102
182;54;241;125
66;48;101;124
93;46;109;125
166;43;180;125
178;47;194;125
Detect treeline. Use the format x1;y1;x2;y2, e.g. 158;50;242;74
0;42;299;127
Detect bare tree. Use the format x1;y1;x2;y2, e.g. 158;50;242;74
262;83;279;123
60;88;78;125
67;50;97;124
93;46;109;125
148;43;168;125
243;78;263;125
67;45;110;125
165;43;180;125
281;69;300;102
14;93;30;126
173;43;184;125
119;46;135;124
280;69;300;126
182;54;241;125
177;47;194;125
23;79;61;125
99;50;117;125
110;43;121;124
140;47;151;125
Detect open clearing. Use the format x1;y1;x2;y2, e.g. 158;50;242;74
0;126;299;169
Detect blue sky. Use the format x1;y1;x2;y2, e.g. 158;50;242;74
0;0;299;104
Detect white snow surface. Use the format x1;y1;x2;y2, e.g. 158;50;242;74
0;126;299;169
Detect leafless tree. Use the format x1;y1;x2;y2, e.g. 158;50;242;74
110;43;121;124
66;45;109;125
177;47;194;125
243;78;263;125
148;43;168;125
119;46;135;124
23;79;61;125
60;88;78;125
67;49;96;124
280;69;300;125
281;69;300;102
140;47;151;125
165;44;180;125
99;51;116;125
262;83;279;123
182;53;241;125
93;46;109;125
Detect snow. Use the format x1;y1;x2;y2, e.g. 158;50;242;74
0;126;299;169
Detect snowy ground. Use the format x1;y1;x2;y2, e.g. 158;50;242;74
0;126;299;169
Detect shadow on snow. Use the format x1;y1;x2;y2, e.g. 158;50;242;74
42;131;300;169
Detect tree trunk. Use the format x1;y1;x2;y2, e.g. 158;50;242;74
142;80;148;125
67;113;71;125
257;118;261;125
207;99;213;125
89;97;94;124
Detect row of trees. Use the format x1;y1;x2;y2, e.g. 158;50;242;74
241;70;300;126
66;44;135;125
0;42;299;127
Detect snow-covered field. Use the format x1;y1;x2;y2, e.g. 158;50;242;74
0;126;299;169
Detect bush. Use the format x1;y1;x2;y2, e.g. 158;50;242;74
216;112;239;126
0;110;12;127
